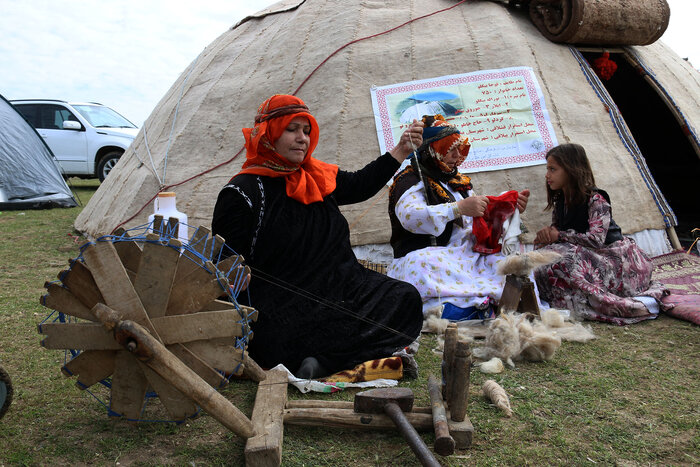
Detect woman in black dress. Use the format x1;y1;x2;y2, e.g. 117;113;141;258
212;94;424;378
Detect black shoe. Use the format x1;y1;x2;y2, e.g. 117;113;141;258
296;357;327;379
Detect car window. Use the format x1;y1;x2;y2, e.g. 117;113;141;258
37;104;80;130
13;104;40;127
72;105;136;129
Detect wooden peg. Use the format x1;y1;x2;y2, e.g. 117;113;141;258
448;340;471;422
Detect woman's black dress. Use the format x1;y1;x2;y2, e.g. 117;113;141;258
212;153;423;374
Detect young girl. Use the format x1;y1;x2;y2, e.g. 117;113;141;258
533;143;666;325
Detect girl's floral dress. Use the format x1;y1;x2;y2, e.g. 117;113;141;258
534;192;666;325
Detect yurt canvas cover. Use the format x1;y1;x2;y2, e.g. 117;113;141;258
75;0;700;258
0;94;77;210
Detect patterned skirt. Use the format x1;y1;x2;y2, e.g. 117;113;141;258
534;237;666;325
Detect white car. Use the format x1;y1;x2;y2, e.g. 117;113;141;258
11;99;138;181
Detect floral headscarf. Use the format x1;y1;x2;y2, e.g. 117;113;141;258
237;94;338;204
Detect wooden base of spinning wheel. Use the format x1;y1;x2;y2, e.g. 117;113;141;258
497;274;540;315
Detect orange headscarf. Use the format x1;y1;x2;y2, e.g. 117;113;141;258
237;94;338;204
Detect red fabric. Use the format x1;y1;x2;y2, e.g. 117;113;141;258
651;250;700;325
661;294;700;326
472;190;519;254
237;95;338;204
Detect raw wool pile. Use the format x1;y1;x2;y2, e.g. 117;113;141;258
472;310;597;366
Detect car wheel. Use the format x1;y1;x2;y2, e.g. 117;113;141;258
0;364;12;420
97;151;122;182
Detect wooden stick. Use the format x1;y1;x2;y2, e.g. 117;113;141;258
448;340;471;422
443;323;458;402
245;369;288;466
285;400;432;414
92;303;255;439
242;355;267;383
283;407;433;431
427;374;455;456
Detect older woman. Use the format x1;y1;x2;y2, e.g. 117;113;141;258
388;115;531;317
212;94;423;379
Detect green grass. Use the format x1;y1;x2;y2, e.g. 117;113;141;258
0;178;698;466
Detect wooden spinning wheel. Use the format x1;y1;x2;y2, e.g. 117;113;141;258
38;220;258;438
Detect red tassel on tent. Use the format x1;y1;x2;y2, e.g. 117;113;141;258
592;52;618;81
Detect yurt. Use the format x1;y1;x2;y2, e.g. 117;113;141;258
75;0;700;260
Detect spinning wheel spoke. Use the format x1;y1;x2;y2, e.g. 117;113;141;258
166;261;229;316
151;311;246;344
41;283;96;322
40;322;120;350
133;235;181;319
61;350;116;388
112;227;143;280
138;363;197;420
172;227;221;284
110;350;148;420
184;338;245;375
168;344;227;388
82;241;159;337
60;260;103;309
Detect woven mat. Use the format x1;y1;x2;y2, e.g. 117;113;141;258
652;251;700;325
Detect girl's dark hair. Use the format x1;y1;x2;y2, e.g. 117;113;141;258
545;143;596;210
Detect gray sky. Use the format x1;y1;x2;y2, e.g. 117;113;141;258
0;0;697;127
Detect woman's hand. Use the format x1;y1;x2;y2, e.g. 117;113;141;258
457;195;489;217
517;189;530;213
389;119;424;163
534;225;560;247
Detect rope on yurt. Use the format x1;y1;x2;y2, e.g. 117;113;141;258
291;0;469;95
140;126;164;187
162;53;202;185
113;0;470;233
570;47;676;227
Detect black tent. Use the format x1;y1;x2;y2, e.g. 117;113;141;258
0;94;77;209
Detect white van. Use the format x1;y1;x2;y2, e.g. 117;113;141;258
11;99;138;181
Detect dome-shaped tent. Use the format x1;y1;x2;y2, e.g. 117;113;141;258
75;0;700;259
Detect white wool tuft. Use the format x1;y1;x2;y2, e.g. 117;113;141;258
498;250;562;277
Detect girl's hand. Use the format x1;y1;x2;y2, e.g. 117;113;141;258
534;225;560;246
517;189;530;213
457;195;489;217
389;120;424;162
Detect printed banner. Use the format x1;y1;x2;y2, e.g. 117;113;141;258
371;67;558;172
